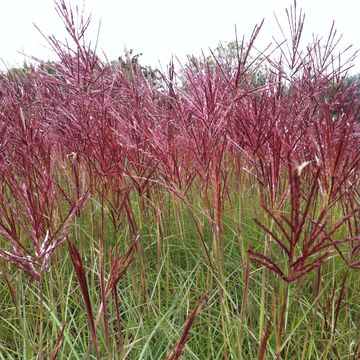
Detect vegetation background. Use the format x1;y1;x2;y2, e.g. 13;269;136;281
0;1;359;359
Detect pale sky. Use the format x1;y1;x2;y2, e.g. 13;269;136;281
1;0;360;73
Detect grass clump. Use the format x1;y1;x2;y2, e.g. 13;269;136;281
0;1;359;359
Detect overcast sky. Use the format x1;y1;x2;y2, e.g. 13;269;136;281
1;0;359;73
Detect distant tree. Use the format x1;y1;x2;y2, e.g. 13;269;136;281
3;62;31;82
346;73;360;99
115;49;160;85
183;40;267;89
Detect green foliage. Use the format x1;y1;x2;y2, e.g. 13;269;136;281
115;49;160;85
3;62;31;82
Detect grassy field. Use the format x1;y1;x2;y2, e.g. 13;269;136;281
0;1;359;359
1;175;359;359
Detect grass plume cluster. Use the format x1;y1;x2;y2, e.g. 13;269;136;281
0;1;359;358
